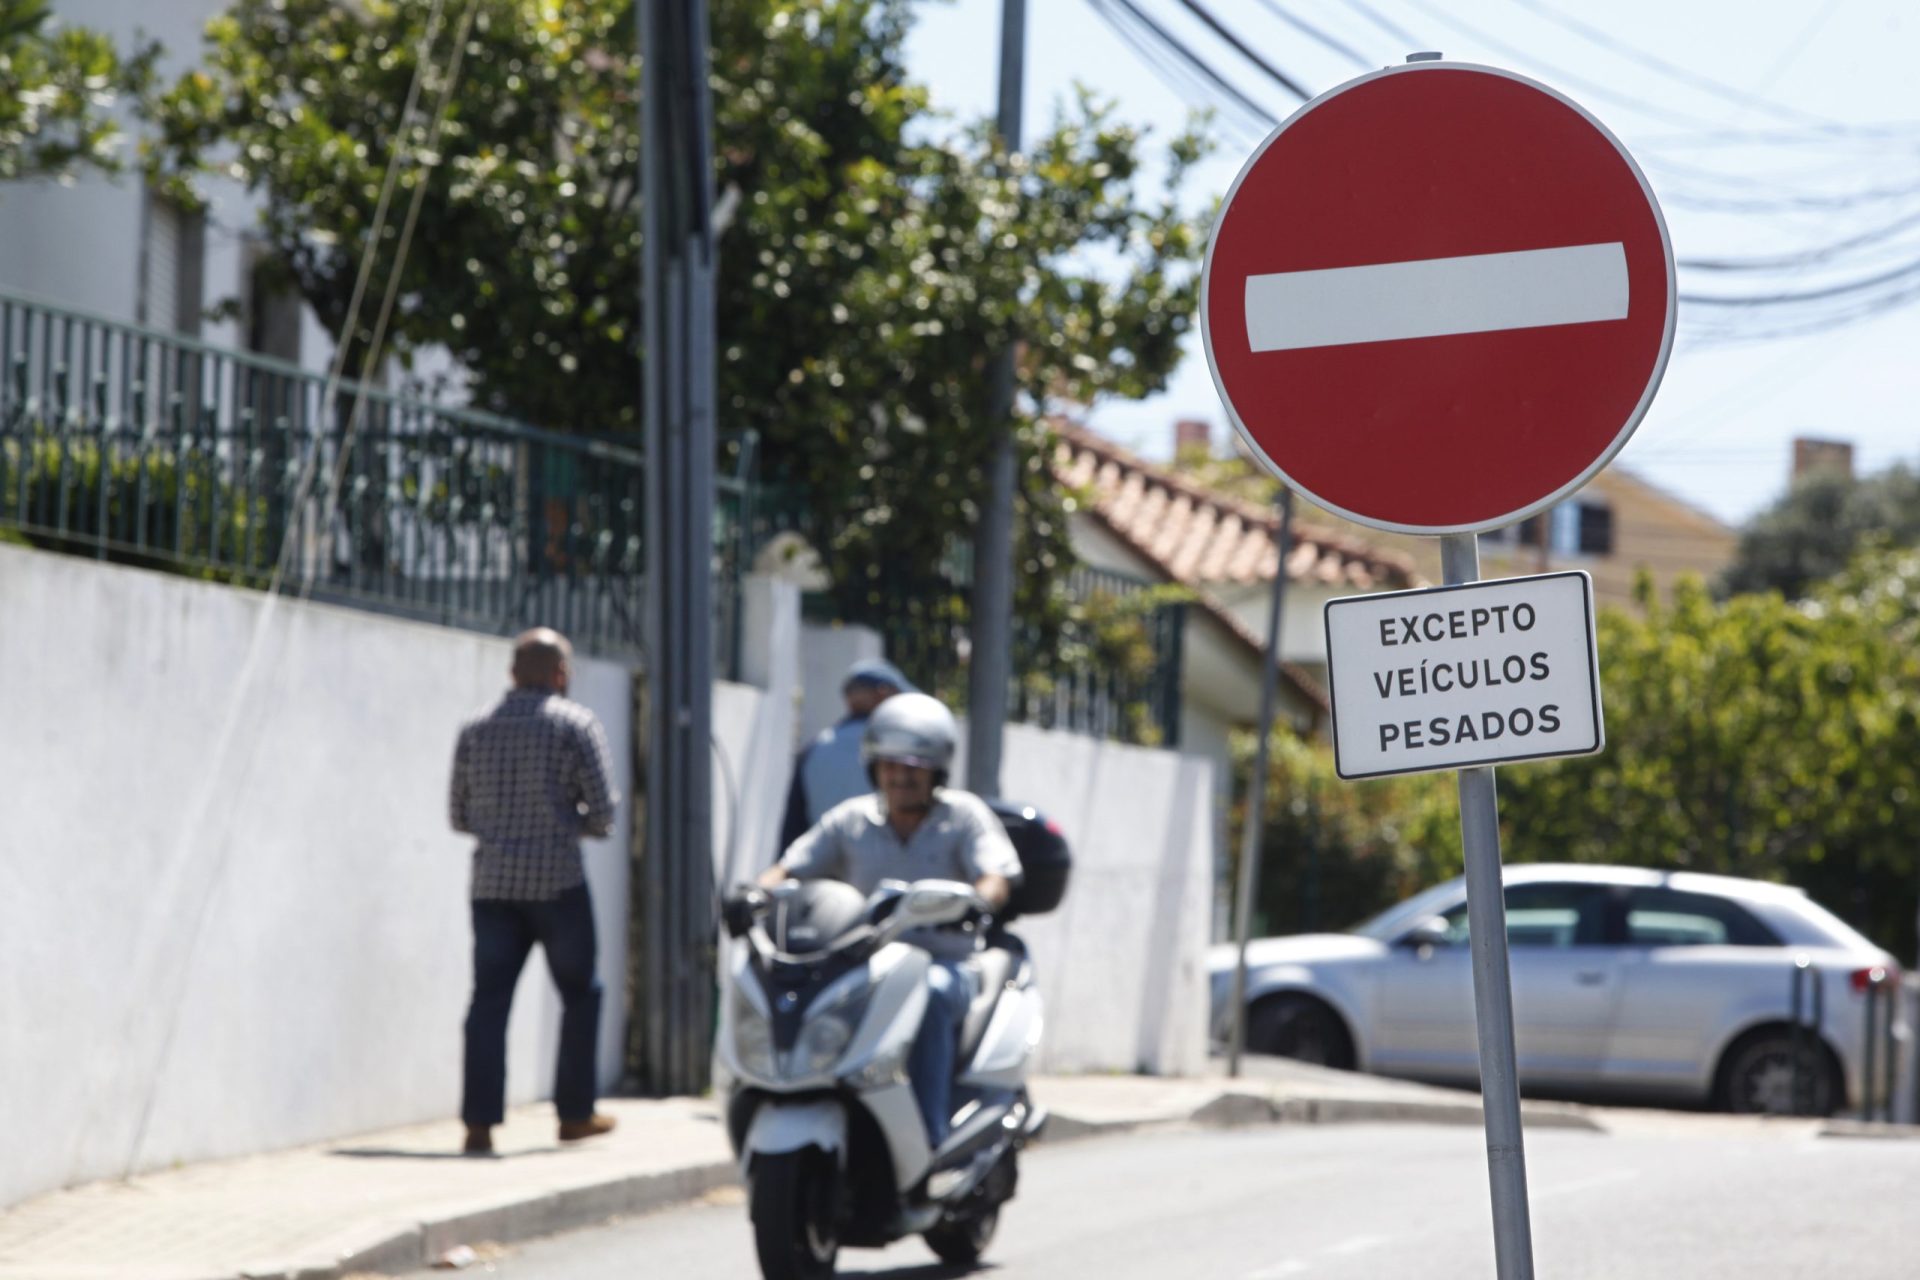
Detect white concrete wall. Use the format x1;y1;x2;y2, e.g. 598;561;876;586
952;722;1214;1077
713;577;802;886
796;621;884;743
0;544;633;1207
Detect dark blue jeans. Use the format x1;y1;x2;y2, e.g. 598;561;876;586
910;959;976;1147
461;885;602;1127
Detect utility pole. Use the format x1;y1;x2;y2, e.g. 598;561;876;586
1228;487;1293;1077
637;0;717;1097
964;0;1026;799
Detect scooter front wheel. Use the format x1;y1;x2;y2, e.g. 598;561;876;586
923;1204;999;1264
750;1148;841;1280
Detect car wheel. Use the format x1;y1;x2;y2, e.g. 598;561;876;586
1718;1029;1838;1116
1246;993;1356;1070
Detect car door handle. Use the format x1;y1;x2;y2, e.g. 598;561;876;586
1575;971;1608;986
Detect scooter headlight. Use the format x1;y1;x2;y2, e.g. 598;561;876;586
797;1014;853;1073
731;985;777;1080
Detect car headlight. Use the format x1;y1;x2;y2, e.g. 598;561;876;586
732;985;777;1080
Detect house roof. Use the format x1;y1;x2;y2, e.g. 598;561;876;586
1049;420;1422;593
1048;420;1432;720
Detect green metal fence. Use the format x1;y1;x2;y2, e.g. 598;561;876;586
0;288;753;675
1016;564;1187;747
795;541;1187;747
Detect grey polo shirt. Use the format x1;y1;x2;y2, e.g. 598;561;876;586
779;789;1022;958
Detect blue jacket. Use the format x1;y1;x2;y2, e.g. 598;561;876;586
779;716;872;853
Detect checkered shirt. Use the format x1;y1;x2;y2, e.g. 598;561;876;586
450;688;619;901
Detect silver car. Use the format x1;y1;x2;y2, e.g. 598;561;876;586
1208;864;1906;1114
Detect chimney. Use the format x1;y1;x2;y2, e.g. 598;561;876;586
1791;437;1853;483
1174;418;1212;457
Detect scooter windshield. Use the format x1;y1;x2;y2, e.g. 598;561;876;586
769;880;871;955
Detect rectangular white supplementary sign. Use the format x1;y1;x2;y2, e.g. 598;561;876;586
1322;572;1604;780
1243;242;1629;352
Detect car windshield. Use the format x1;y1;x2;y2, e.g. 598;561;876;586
1346;880;1464;941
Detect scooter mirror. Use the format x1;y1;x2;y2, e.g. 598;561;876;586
901;880;978;928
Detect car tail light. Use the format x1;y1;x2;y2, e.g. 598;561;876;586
1850;965;1898;993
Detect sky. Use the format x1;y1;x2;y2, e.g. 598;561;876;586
902;0;1920;528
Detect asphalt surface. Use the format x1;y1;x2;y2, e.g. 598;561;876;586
405;1118;1920;1279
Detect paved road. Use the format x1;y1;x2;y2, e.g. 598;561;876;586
408;1118;1920;1278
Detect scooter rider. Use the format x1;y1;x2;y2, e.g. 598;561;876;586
757;691;1020;1147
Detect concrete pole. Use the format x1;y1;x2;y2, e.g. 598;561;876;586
1228;487;1293;1077
1441;532;1536;1280
964;0;1026;799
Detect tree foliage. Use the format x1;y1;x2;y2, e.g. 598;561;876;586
1499;564;1920;957
1236;729;1461;937
1720;463;1920;601
143;0;1209;602
0;0;150;183
1245;558;1920;958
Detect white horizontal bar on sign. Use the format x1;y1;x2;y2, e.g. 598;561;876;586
1243;242;1629;352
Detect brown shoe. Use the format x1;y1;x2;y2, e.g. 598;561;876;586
463;1125;494;1156
558;1113;616;1143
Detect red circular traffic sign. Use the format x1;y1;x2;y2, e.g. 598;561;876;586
1201;62;1675;535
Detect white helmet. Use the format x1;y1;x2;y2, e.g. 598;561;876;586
861;691;957;780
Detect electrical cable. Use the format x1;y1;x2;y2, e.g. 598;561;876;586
1171;0;1311;99
113;0;481;1182
1094;0;1280;129
305;0;486;600
1680;207;1920;272
1342;0;1421;50
1251;0;1373;69
1503;0;1920;135
1085;0;1271;145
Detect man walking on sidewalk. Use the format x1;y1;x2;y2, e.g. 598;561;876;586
450;627;619;1155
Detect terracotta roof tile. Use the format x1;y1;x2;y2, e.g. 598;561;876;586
1050;419;1419;593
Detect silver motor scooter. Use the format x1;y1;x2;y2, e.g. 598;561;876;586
718;876;1048;1280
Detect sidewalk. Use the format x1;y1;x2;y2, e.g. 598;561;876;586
0;1067;1599;1280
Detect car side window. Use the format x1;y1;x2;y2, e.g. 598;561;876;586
1623;888;1779;947
1438;883;1609;948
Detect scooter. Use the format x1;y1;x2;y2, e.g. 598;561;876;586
717;870;1050;1280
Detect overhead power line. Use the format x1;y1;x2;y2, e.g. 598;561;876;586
1172;0;1311;100
1094;0;1280;129
1343;0;1421;50
1679;207;1920;272
1252;0;1373;69
1084;0;1272;143
1502;0;1920;135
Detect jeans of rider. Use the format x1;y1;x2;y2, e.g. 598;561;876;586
462;885;603;1127
909;959;977;1147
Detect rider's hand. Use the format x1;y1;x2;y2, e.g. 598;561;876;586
721;886;767;938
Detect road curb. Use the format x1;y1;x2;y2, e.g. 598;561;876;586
274;1087;1599;1277
1185;1089;1604;1134
306;1161;738;1280
1818;1120;1920;1141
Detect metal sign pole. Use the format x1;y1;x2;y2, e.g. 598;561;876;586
964;0;1027;799
1440;533;1535;1280
1228;487;1294;1077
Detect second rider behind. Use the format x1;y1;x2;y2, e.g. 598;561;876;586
758;692;1021;1146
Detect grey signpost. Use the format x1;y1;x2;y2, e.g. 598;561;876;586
1441;533;1533;1270
1228;486;1295;1079
1199;56;1674;1280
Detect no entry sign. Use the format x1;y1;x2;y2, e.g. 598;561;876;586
1201;62;1675;534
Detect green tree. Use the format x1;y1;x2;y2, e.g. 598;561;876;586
143;0;1208;604
1236;729;1461;937
1720;463;1920;601
0;0;150;183
1499;567;1920;957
